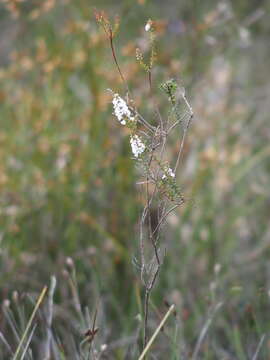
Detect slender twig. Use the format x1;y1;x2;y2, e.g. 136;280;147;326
152;203;183;239
136;112;156;132
174;113;193;174
44;276;57;360
87;301;99;360
148;71;152;92
167;111;190;134
109;30;129;95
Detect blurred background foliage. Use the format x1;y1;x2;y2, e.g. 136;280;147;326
0;0;270;358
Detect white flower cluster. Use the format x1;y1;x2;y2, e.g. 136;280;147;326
162;166;175;179
130;135;146;158
145;20;152;32
111;92;145;158
112;93;135;125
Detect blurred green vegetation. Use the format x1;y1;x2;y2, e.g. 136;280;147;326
0;0;270;358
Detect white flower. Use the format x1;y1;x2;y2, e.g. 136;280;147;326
112;93;135;125
162;166;175;179
130;135;145;157
100;344;107;352
145;20;152;32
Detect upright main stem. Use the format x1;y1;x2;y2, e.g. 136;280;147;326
143;289;150;348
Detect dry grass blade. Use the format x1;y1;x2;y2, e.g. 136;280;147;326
192;302;223;360
252;334;266;360
138;304;175;360
19;324;37;360
13;286;48;360
0;331;13;355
